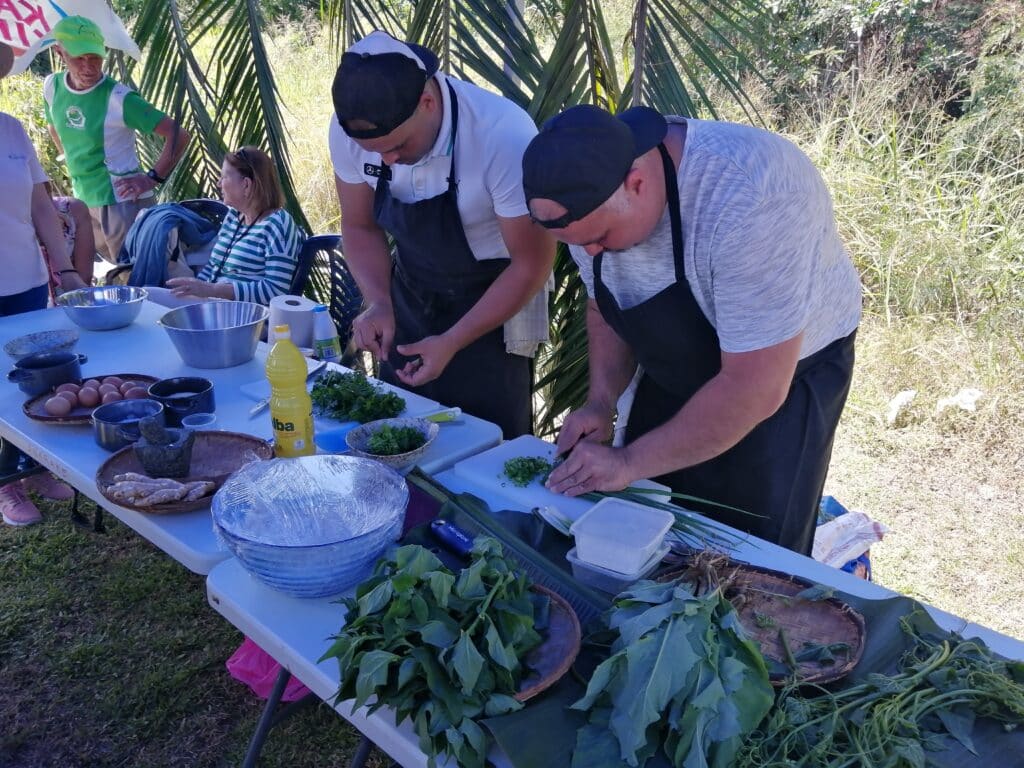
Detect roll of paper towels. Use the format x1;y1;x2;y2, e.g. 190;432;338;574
268;294;317;348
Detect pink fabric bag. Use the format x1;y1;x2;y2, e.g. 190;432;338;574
226;637;312;702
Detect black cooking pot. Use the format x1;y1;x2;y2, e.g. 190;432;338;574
7;351;88;396
147;377;215;427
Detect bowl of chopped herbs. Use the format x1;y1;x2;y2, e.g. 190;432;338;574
345;417;439;471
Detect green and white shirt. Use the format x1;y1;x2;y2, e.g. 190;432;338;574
43;73;166;208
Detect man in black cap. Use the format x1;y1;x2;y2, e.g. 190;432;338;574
523;105;862;555
328;31;554;438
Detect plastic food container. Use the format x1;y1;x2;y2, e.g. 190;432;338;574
566;543;670;594
569;497;674;574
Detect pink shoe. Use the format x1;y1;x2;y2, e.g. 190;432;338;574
0;482;42;526
22;472;75;501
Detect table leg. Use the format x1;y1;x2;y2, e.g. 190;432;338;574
350;735;375;768
69;491;105;533
241;666;318;768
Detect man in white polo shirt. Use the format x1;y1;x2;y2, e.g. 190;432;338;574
43;15;189;263
328;31;554;437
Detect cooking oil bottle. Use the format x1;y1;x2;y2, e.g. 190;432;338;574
266;323;315;457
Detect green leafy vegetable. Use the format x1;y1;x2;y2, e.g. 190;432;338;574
735;614;1024;767
321;538;545;768
502;456;553;486
366;424;426;456
310;370;404;423
571;580;774;768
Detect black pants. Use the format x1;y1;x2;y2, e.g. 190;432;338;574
626;331;856;555
381;277;532;439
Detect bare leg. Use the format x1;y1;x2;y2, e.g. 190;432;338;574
67;198;96;284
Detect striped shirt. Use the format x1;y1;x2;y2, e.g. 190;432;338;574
198;208;304;305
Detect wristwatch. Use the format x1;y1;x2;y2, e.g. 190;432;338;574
146;168;166;185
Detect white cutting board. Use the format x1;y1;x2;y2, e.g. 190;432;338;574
451;434;670;522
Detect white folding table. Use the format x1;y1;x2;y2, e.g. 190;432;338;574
0;302;502;574
205;459;1024;767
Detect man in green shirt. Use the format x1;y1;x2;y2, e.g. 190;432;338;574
43;15;189;263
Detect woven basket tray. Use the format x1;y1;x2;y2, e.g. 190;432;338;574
659;558;866;685
95;431;273;514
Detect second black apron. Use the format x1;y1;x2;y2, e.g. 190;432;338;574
592;136;854;555
372;82;532;438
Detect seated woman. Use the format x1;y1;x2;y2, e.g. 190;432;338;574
42;193;96;298
0;41;87;526
158;146;303;305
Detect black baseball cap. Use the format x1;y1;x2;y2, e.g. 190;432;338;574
332;30;440;140
523;104;668;228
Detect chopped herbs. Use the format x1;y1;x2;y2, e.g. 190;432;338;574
310;371;404;423
321;538;546;768
366;424;426;456
502;456;553;487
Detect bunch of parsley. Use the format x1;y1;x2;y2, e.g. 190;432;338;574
310;371;405;423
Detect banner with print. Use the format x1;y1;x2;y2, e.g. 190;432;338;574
0;0;141;75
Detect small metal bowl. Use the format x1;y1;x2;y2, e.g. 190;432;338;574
92;398;165;452
57;287;148;331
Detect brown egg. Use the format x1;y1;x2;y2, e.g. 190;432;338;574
82;379;101;389
77;387;100;407
119;381;140;395
44;396;72;416
101;391;123;404
102;376;124;388
56;390;79;408
124;387;149;399
55;382;80;395
98;383;119;396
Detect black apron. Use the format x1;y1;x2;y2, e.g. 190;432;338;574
593;137;855;555
372;82;532;438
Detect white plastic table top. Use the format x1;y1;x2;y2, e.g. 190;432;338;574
0;302;502;574
205;465;1024;768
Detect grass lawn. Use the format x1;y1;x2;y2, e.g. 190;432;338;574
0;504;387;768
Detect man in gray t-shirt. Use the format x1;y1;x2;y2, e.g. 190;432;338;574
522;105;861;555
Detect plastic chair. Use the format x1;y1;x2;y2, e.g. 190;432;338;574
291;235;363;363
178;199;229;273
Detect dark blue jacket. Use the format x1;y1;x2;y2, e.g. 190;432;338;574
119;204;219;287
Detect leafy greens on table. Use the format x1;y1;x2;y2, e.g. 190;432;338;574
735;612;1024;767
366;424;426;456
321;538;548;768
310;371;405;423
571;579;774;768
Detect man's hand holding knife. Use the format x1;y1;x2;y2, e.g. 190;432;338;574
545;400;631;496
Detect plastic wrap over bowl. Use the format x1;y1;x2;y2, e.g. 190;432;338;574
158;301;268;369
211;455;408;597
57;287;147;331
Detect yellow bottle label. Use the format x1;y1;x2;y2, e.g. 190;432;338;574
270;404;315;457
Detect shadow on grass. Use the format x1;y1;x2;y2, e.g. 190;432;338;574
0;496;388;768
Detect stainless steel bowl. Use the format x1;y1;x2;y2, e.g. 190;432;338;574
158;301;269;369
57;286;148;331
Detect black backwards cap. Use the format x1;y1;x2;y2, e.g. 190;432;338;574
522;104;668;228
332;30;440;140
